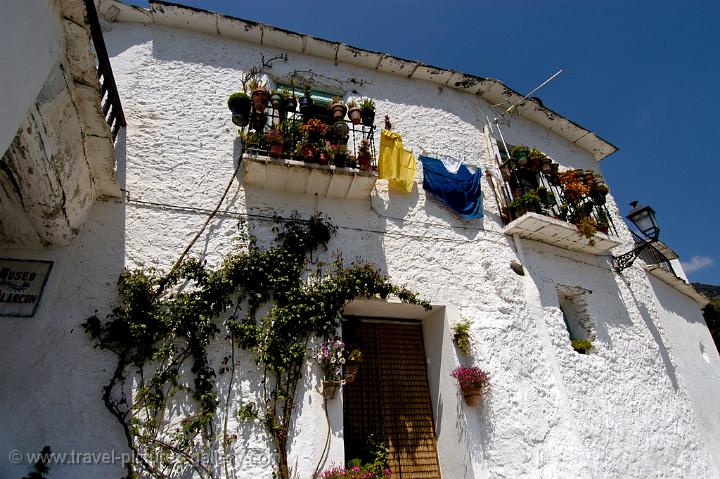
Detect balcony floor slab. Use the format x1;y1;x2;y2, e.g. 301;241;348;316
243;154;377;200
503;212;622;255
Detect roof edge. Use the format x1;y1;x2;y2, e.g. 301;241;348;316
97;0;619;160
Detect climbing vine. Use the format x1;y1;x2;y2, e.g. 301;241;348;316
85;214;429;479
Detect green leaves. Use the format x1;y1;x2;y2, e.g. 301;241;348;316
86;213;428;479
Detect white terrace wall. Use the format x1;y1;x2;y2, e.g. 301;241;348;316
1;16;718;479
0;0;63;156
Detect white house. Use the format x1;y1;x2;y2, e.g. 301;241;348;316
1;1;719;478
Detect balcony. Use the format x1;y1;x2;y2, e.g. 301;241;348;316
237;92;378;199
492;147;622;255
0;0;124;247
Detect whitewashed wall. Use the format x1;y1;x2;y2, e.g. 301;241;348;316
1;17;718;479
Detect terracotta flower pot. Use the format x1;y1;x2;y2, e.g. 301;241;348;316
348;107;362;125
357;152;371;171
302;145;316;163
462;388;483;406
251;87;270;113
269;142;284;158
344;365;359;383
322;380;341;399
330;102;347;121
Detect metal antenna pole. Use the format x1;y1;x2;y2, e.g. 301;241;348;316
494;69;563;123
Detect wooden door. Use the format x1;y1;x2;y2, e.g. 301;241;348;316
343;320;441;478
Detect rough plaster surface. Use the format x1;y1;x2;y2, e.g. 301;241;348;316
0;0;118;247
0;19;718;479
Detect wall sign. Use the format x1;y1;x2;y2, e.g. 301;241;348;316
0;258;53;318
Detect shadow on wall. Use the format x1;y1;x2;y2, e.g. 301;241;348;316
621;277;680;392
0;130;129;479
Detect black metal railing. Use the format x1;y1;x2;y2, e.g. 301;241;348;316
497;160;618;236
240;102;377;173
634;237;675;274
85;0;126;142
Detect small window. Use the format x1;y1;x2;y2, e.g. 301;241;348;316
557;286;596;345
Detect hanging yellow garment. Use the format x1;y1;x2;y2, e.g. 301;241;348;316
379;130;416;193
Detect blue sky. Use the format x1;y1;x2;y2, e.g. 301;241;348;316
133;0;720;284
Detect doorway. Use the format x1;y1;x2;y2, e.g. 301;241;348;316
343;319;441;478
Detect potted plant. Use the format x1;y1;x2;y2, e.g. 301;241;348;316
270;89;286;110
251;111;268;133
330;144;350;168
571;338;592;354
347;100;362;125
357;140;372;171
286;95;298;114
559;170;589;203
451;366;490;406
344;349;362;383
510;189;542;216
451;320;471;356
295;141;316;163
527;148;546;171
302;118;329;142
265;127;285;158
313;339;346;399
360;98;376;127
250;81;270;113
239;130;261;151
330;96;348;121
511;145;530;167
596;210;610;234
227;92;252;127
575;215;598;247
332;121;350;145
316;142;331;165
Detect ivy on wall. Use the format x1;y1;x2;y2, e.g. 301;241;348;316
84;214;429;479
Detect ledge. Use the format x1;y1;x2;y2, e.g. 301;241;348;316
644;265;709;307
504;212;622;255
242;154;377;199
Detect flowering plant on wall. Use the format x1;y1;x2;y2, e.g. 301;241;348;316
451;366;490;406
314;338;346;382
315;464;392;479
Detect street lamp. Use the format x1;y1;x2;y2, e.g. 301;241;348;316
612;201;661;273
625;201;660;241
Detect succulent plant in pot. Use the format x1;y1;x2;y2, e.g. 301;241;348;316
360;98;376;126
330;96;348;121
227;92;252;127
347;100;362;125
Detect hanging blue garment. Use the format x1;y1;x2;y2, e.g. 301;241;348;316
419;155;483;219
